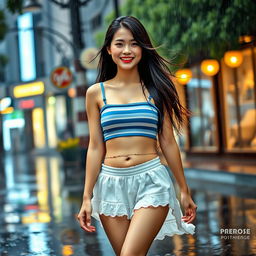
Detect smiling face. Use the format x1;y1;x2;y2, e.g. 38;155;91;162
107;27;142;70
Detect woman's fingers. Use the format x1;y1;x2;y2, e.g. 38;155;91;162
77;212;96;232
182;215;194;223
85;213;96;232
77;213;88;231
185;211;195;223
182;206;197;223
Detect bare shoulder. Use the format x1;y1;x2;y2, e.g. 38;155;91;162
86;83;102;107
86;83;101;97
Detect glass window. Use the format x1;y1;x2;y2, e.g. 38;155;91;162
222;47;256;151
186;66;218;151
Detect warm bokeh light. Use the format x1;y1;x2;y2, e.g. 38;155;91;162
0;107;14;114
62;245;74;256
46;97;58;148
35;157;49;214
32;108;46;148
22;212;51;224
224;50;243;68
201;59;220;76
239;35;255;44
68;87;76;98
175;69;192;85
50;158;62;221
13;81;45;98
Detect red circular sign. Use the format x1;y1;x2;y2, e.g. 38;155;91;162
51;66;73;88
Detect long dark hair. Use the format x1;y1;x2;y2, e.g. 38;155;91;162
95;16;191;135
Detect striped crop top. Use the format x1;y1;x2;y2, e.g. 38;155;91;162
100;82;159;142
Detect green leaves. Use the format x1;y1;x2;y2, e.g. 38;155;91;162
6;0;23;14
0;10;7;41
121;0;256;61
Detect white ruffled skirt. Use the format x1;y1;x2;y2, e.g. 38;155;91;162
91;156;195;240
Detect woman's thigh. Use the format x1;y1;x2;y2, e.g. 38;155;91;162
99;214;131;255
120;205;169;256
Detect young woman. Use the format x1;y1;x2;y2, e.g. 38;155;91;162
77;16;197;256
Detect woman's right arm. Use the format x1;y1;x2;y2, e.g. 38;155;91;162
83;84;106;200
77;83;105;232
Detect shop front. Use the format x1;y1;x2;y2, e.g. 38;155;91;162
177;45;256;158
2;80;70;154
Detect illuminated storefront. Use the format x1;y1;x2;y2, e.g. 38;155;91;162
222;47;256;152
182;45;256;156
1;82;46;152
1;80;70;153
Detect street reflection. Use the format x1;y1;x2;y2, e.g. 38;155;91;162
0;152;255;255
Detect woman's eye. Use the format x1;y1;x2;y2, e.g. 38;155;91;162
115;43;123;46
132;42;139;46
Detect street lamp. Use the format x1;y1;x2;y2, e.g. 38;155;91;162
200;59;220;76
224;51;243;68
175;69;192;85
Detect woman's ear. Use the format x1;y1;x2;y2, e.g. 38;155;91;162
107;47;111;55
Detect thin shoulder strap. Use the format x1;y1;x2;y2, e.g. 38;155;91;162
100;82;107;105
143;86;153;102
148;95;153;102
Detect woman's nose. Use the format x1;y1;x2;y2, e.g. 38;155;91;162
123;45;131;54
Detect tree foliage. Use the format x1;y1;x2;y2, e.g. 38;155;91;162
0;9;7;40
6;0;23;14
121;0;256;62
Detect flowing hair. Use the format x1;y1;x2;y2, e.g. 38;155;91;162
95;16;191;135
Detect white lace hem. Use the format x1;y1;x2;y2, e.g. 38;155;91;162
91;195;195;240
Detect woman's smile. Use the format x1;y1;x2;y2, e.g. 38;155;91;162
120;57;134;63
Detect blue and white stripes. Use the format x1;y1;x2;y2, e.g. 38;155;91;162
100;102;159;141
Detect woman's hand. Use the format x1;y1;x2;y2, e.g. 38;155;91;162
77;199;96;232
180;191;197;224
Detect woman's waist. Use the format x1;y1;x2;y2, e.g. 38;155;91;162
101;155;162;175
103;137;158;167
103;151;159;168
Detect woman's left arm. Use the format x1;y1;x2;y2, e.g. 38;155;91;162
158;108;197;223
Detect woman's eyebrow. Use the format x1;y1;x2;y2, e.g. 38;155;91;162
114;39;136;42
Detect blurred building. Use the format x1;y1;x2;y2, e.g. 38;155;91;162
177;40;256;159
0;0;115;154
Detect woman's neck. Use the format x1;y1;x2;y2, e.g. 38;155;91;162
113;67;141;86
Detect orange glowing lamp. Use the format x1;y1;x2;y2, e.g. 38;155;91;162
201;59;220;76
224;51;243;68
175;69;192;85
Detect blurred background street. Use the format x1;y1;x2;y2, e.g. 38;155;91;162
1;0;256;255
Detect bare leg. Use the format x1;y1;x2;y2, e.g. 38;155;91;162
120;205;169;256
99;214;131;255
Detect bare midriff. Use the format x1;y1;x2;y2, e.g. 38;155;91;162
103;136;158;168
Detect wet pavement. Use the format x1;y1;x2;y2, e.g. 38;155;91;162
0;151;256;256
